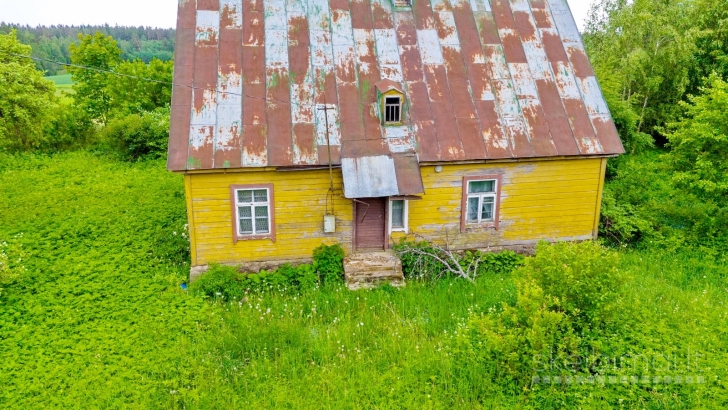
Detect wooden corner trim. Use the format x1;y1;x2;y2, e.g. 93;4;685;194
229;183;276;244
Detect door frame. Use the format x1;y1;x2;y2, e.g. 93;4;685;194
352;197;389;252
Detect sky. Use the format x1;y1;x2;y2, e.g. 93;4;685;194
1;0;594;30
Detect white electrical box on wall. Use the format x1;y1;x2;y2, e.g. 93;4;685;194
324;215;336;233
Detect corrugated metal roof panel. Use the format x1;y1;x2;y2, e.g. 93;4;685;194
168;0;624;172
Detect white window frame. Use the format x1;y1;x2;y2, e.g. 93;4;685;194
388;199;409;234
234;187;271;237
465;179;498;225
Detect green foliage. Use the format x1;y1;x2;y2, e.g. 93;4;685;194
460;249;525;276
0;152;206;407
43;97;98;152
454;241;627;393
102;107;170;160
106;58;173;116
69;32;122;123
191;244;344;300
394;239;524;280
666;76;728;204
312;243;345;284
0;23;176;76
393;239;448;279
0;235;26;298
585;0;698;139
0;30;57;152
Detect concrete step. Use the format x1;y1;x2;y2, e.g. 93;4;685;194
344;251;405;290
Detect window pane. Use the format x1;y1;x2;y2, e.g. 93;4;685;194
255;205;268;218
481;202;494;221
393;105;400;122
386;97;400;105
391;200;404;228
255;218;269;233
253;189;268;202
238;206;252;218
239;218;253;234
237;190;252;203
467;197;480;222
482;196;495;204
468;180;495;194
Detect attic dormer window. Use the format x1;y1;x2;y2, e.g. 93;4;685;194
385;96;402;124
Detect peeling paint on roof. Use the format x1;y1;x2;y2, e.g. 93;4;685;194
168;0;624;171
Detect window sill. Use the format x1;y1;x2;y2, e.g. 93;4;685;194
462;222;498;232
234;234;275;244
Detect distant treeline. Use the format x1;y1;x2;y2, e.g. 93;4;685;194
0;23;175;76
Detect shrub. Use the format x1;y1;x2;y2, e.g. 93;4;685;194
393;239;448;280
189;264;246;301
192;243;345;299
102;107;169;160
455;241;627;390
395;238;524;280
312;243;345;284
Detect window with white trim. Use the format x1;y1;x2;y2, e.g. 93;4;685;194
389;199;408;233
465;179;497;224
235;188;271;236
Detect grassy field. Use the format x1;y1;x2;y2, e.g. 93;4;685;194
45;73;74;95
0;152;726;408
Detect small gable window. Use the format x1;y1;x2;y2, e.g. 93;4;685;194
375;79;405;126
385;96;402;124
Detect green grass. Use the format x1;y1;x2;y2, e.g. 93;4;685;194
45;73;74;95
0;152;726;408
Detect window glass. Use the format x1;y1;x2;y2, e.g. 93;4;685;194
465;179;498;225
238;190;252;203
385;96;401;123
468;180;495;194
253;189;268;202
467;197;480;222
481;202;494;221
391;200;404;228
235;188;272;237
239;218;253;234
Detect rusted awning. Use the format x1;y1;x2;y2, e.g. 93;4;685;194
341;154;424;199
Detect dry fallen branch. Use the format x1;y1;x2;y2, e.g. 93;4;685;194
393;231;484;282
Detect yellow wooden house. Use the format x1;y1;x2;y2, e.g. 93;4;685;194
167;0;624;280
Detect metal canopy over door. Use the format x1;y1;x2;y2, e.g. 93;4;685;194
354;198;387;251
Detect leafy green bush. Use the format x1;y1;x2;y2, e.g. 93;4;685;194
393;239;449;279
192;244;345;299
460;249;525;276
189;264;247;300
455;241;627;391
102;107;169;160
312;243;345;284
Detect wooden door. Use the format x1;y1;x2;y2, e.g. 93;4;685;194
354;198;386;251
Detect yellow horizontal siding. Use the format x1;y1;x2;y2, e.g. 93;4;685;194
188;169;353;265
186;158;603;266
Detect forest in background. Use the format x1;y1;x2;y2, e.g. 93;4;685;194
0;23;175;75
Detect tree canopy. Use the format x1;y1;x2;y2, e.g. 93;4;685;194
0;30;56;152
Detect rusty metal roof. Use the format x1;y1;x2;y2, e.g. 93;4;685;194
168;0;625;172
341;153;424;198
